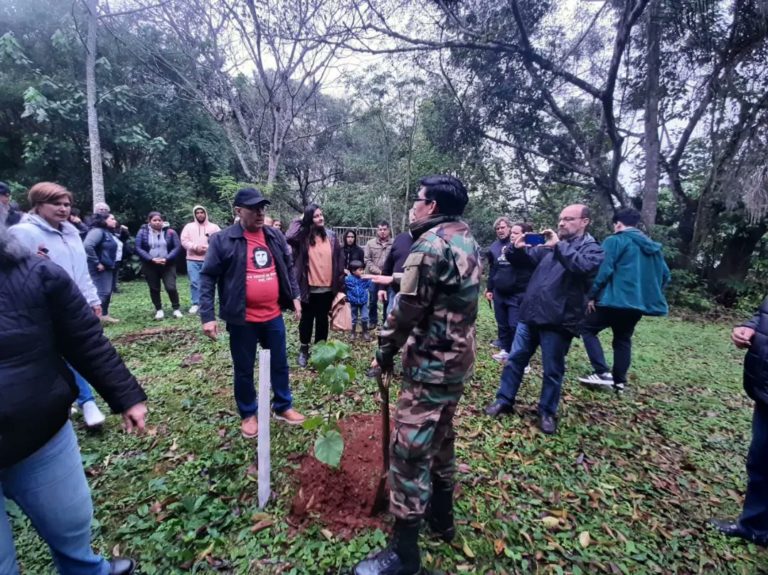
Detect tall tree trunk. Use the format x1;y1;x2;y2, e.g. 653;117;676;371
711;221;768;287
642;0;661;228
85;0;105;208
223;121;255;181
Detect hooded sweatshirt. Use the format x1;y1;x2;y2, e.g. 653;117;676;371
181;205;221;262
9;214;100;306
588;227;671;316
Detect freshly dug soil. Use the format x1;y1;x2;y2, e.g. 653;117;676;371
289;413;391;538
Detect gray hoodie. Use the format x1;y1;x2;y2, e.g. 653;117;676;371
9;214;100;306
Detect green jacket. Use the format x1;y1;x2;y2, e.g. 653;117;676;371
377;214;482;385
588;228;670;316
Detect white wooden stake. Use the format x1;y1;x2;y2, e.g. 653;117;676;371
257;349;271;509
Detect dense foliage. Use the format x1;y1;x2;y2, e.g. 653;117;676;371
1;0;768;307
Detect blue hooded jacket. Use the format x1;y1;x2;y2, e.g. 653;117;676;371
588;228;670;316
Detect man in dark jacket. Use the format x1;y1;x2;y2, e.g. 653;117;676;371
0;213;146;575
485;204;604;434
578;208;670;392
709;303;768;548
200;188;305;439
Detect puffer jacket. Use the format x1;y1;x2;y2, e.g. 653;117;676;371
741;299;768;407
134;225;182;263
0;253;146;468
9;214;100;306
83;227;118;271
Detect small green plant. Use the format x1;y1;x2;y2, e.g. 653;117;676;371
303;340;357;468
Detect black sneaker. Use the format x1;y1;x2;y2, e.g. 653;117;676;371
484;400;514;418
708;518;768;547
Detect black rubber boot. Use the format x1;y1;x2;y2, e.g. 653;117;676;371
362;323;372;342
353;518;421;575
297;344;310;368
426;480;455;542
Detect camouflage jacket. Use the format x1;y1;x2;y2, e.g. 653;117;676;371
377;215;482;385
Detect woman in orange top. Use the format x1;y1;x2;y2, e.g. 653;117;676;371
286;203;345;367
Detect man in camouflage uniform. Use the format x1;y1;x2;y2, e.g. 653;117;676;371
354;175;482;575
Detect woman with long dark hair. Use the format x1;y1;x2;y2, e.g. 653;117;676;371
342;229;364;274
83;213;119;323
286;203;345;367
134;211;182;320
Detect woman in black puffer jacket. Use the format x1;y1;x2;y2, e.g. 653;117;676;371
0;212;147;575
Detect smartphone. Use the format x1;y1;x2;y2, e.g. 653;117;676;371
525;233;546;246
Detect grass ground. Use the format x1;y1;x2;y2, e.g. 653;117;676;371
9;277;768;574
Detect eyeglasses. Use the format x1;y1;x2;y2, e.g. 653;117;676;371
559;216;584;222
413;198;433;204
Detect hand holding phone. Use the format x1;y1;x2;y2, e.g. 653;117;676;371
524;233;546;246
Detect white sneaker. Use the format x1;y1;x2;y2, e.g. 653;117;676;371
154;309;165;320
578;372;614;387
173;309;184;319
492;351;509;362
81;400;106;428
189;305;199;315
524;365;532;374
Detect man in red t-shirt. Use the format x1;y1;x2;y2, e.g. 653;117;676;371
199;188;304;439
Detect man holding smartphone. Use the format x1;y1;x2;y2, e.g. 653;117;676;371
485;204;604;434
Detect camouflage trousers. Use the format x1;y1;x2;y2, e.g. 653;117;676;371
389;379;464;521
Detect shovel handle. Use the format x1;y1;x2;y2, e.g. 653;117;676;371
377;372;391;472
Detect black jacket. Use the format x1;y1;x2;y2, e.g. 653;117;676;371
0;256;146;468
741;298;768;406
511;234;604;332
343;244;364;271
485;238;535;296
199;223;300;325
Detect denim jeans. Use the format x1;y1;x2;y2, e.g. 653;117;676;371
386;287;398;317
0;421;109;575
350;304;366;328
89;268;113;316
496;323;573;416
68;364;95;407
367;282;379;327
228;315;292;418
186;260;204;306
580;307;643;383
492;292;524;353
739;402;768;538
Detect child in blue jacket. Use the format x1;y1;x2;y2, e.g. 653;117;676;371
345;260;372;341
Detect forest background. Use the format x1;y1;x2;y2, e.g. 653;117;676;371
1;0;768;312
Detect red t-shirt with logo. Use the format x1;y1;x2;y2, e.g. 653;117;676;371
244;229;281;323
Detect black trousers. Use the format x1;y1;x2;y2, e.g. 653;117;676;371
141;262;180;310
299;291;335;345
580;306;642;383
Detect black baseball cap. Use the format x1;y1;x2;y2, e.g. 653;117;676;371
0;182;9;196
233;187;271;208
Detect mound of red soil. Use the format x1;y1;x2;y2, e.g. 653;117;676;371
289;413;391;538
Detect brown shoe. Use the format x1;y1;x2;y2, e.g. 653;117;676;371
241;416;258;438
274;408;306;425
